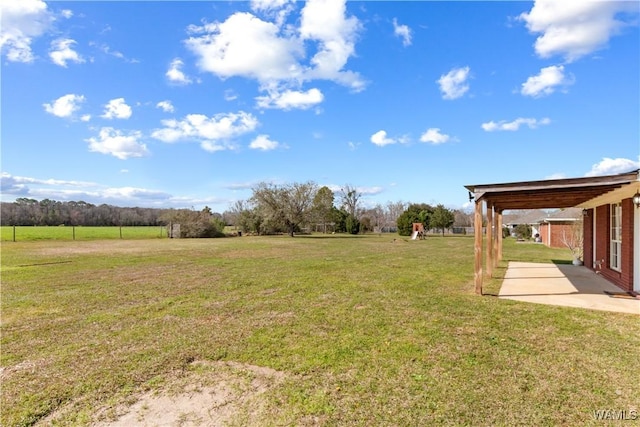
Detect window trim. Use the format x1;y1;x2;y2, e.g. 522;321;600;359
610;203;622;272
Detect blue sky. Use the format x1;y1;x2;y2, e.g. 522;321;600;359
1;0;639;213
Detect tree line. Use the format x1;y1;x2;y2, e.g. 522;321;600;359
1;184;474;237
226;182;472;237
1;198;168;227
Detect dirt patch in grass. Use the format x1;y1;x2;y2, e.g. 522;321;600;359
32;240;167;257
0;358;52;380
90;361;287;427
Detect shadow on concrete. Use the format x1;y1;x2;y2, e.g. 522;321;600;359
498;261;639;314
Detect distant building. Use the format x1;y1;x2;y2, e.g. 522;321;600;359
538;207;582;248
503;209;547;238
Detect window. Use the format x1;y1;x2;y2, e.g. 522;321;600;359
610;203;622;271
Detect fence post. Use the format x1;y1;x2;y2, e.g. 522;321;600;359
73;226;76;240
13;225;16;242
120;226;123;239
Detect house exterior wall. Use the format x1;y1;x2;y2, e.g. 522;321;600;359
583;209;594;271
587;199;635;292
620;198;634;290
540;223;549;246
539;222;577;248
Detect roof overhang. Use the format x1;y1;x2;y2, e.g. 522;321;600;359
465;170;640;211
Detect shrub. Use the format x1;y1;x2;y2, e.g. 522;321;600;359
514;224;532;240
161;209;225;238
345;214;360;235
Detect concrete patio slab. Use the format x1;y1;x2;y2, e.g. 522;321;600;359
499;262;640;314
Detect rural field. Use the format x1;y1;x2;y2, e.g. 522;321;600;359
1;226;167;242
1;234;638;426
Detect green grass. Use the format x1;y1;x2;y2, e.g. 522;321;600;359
1;235;638;426
1;226;166;242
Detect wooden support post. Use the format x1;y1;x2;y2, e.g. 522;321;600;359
496;210;503;262
474;200;483;295
486;203;493;278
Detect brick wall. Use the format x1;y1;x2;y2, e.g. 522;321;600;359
583;209;593;270
540;222;580;248
592;201;634;292
539;223;549;245
620;198;634;290
551;222;575;248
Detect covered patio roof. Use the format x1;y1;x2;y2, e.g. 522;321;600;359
464;169;640;295
465;169;639;211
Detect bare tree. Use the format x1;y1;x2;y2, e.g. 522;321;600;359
339;184;361;219
252;181;318;237
561;219;584;264
362;204;385;232
384;201;406;232
453;209;473;227
229;199;260;233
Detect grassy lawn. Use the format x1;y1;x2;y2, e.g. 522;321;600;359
0;226;166;242
1;235;638;426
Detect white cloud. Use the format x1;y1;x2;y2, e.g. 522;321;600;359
357;186;384;195
250;0;292;12
519;0;638;62
61;9;73;19
255;88;324;110
545;173;567;180
325;184;383;196
86;127;149;160
49;38;84;67
0;0;53;63
166;58;193;85
437;66;471;100
43;94;85;118
224;90;238;101
92;43;139;64
249;134;282;151
225;181;261;191
521;65;573;98
101;187;171;201
250;0;295;26
481;117;551;132
419;128;451;145
101;98;132;120
186;13;303;83
393;18;412;47
0;173;29;196
585;157;640;177
1;172;229;209
151;111;259;152
156;100;175;113
299;0;364;90
185;0;364;97
370;130;399;147
80;114;91;122
1;172;97;197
